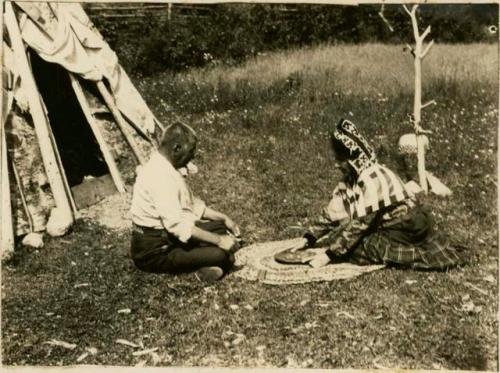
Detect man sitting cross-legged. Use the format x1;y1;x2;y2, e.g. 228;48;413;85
130;122;241;282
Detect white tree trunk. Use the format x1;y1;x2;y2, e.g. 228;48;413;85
409;5;429;194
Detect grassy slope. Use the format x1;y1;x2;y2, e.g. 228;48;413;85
2;43;498;369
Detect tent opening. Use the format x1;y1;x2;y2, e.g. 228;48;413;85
29;51;109;187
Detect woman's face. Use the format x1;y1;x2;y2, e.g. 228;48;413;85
330;143;349;175
330;144;355;183
335;159;351;177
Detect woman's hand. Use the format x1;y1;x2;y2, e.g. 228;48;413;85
309;252;331;268
289;237;308;252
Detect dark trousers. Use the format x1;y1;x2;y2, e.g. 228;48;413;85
131;220;234;274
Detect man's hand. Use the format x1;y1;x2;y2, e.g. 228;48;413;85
217;234;239;252
203;208;241;238
224;217;241;238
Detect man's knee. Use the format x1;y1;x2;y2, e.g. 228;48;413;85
220;249;234;272
210;248;234;272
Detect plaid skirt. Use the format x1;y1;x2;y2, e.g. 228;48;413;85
348;207;465;270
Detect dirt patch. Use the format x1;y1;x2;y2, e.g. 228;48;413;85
78;192;132;231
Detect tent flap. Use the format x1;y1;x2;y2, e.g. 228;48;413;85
16;1;157;136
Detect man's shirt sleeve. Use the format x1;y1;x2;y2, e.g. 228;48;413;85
192;197;206;220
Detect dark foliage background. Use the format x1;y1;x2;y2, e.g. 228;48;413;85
86;4;498;75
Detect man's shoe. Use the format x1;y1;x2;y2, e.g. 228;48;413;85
195;266;224;283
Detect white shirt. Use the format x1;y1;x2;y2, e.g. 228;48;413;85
130;151;206;243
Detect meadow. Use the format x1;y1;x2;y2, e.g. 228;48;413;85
2;43;498;369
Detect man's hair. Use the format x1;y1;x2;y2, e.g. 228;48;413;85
160;121;197;153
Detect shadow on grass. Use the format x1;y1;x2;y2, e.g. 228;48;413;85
438;325;489;371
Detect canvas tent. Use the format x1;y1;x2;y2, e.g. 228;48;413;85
1;2;164;259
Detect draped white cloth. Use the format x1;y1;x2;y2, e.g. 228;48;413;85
17;2;157;136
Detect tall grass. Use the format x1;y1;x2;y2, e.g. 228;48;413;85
137;43;497;246
139;43;496;112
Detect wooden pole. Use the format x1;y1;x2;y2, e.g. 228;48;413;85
96;81;147;165
70;74;127;193
1;120;15;257
408;5;433;194
1;0;15;258
379;5;436;194
36;93;78;213
45;110;79;214
4;2;74;227
11;161;35;232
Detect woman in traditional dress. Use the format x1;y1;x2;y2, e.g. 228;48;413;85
298;118;464;270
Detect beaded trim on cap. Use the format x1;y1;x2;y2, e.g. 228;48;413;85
332;119;377;175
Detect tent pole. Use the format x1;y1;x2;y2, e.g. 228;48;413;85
37;93;78;213
70;74;127;194
45;109;78;214
4;2;73;228
96;81;147;165
11;161;35;232
1;0;15;258
1;121;15;259
153;115;165;131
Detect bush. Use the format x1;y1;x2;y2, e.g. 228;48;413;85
89;4;498;75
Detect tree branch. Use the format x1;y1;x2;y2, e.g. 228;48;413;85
415;125;432;135
402;4;412;16
378;6;394;33
422;100;437;109
421;40;434;58
420;25;431;41
405;43;415;57
407;6;420;45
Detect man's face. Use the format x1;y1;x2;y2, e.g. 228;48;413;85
172;140;196;169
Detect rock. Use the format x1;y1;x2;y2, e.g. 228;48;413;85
46;207;72;237
22;232;44;248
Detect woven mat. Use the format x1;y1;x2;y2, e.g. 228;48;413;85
232;238;385;285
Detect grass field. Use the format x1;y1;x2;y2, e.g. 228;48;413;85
2;43;498;369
